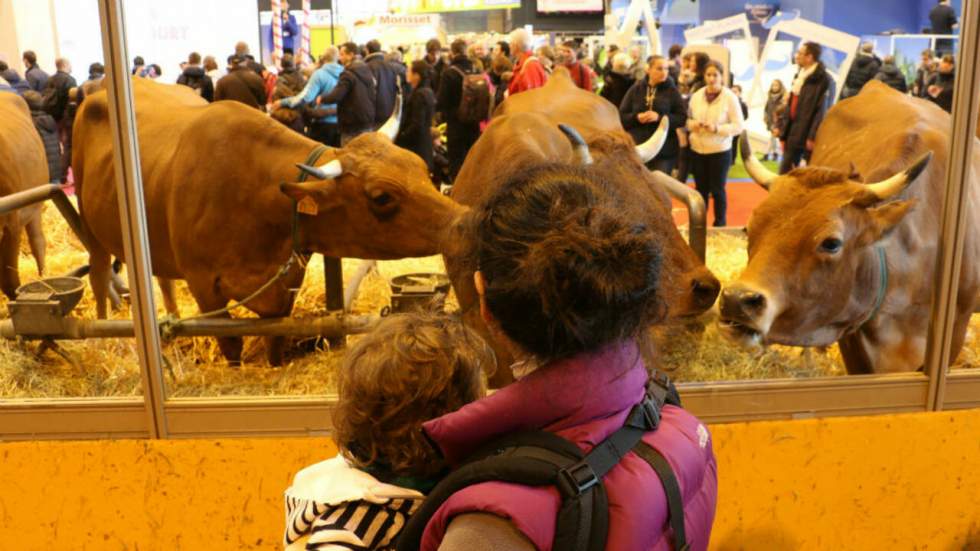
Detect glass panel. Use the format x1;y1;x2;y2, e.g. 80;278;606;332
1;2;143;400
664;12;964;387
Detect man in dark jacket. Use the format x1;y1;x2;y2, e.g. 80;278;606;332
23;91;62;183
424;38;447;97
176;52;215;102
926;54;955;113
0;61;30;95
619;55;686;174
215;55;268;110
276;53;306;95
913;49;937;98
43;58;77;182
22;50;49;92
318;42;378;145
841;43;880;98
778;42;831;174
364;39;399;126
436;39;480;180
929;0;958;55
873;56;909;94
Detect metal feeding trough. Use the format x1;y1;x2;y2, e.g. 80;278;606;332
388;273;451;314
8;277;85;336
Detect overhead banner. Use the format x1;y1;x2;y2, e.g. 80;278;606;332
537;0;602;14
396;0;520;14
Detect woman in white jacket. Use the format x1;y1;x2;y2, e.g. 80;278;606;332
686;60;744;226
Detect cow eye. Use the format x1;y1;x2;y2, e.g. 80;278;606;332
819;237;843;253
371;191;393;207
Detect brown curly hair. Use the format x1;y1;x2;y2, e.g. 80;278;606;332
332;311;493;478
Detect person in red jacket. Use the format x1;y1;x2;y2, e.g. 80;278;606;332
557;40;592;91
507;28;548;96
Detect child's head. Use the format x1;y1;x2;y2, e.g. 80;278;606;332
333;311;493;478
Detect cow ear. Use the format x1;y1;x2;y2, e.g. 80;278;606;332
279;180;336;201
858;199;916;245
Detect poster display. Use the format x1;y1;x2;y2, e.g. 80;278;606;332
396;0;520;14
54;0;259;84
537;0;602;14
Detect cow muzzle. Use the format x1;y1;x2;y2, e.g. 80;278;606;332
718;283;772;347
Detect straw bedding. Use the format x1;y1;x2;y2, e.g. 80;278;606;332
0;205;975;397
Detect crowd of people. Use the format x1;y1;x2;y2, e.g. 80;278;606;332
0;7;963;220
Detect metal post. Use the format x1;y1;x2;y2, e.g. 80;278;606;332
924;0;980;411
96;0;169;438
323;256;345;311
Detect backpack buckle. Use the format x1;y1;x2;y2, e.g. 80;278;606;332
640;397;661;431
557;460;599;497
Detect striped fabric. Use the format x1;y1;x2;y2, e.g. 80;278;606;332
285;495;422;550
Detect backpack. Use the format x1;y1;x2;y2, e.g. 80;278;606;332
452;66;493;124
396;371;690;551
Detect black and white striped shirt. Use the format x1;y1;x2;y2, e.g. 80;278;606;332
284;457;425;551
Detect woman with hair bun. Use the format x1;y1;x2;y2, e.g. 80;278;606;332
415;164;718;550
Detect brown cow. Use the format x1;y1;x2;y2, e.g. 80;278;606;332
721;81;980;374
0;93;48;296
73;78;460;364
446;70;720;384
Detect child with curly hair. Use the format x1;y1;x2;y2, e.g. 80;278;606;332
284;311;494;550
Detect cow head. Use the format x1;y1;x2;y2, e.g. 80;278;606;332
585;130;721;319
720;147;931;347
280;108;460;259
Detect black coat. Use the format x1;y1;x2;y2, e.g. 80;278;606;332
927;70;955;113
215;67;268;110
43;70;77;122
600;72;634;110
780;63;832;148
842;54;880;98
396;85;436;173
364;52;399;124
276;68;306;96
30;109;61;182
874;63;908;94
176;65;215;102
619;78;686;160
436;55;477;127
319;61;378;132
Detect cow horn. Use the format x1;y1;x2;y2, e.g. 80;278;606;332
739;132;778;190
377;94;402;141
864;151;932;201
635;116;669;162
296;159;343;180
558;124;593;165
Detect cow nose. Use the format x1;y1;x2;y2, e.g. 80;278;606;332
691;274;720;310
720;285;767;319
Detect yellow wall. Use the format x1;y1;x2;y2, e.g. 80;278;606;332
2;410;979;550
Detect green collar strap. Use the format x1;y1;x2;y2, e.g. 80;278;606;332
290;144;331;254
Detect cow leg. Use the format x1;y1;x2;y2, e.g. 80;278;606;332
245;271;305;367
158;278;180;317
25;214;46;277
185;279;242;366
0;227;22;299
89;244;113;319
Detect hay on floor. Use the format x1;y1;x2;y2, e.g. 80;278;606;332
0;204;975;398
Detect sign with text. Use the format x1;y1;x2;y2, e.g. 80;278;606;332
537;0;602;14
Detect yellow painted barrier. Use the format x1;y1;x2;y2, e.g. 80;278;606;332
1;410;978;550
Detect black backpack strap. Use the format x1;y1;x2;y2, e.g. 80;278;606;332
633;441;689;551
396;430;589;551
